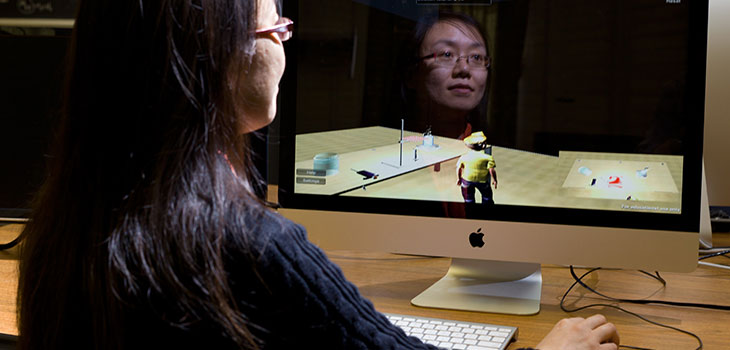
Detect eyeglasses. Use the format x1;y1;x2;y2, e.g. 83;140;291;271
420;50;491;69
255;17;294;42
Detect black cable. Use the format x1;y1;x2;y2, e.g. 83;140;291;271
568;267;730;311
0;235;22;250
561;267;705;350
637;270;665;285
698;249;730;260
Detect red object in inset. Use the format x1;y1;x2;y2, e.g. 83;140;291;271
607;176;623;188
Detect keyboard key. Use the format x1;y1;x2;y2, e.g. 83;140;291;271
478;340;502;348
450;337;465;344
477;335;492;342
489;331;509;338
467;345;499;350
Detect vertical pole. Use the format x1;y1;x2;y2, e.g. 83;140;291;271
400;119;404;166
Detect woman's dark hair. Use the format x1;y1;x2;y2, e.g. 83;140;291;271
18;0;270;349
397;11;490;133
405;12;488;65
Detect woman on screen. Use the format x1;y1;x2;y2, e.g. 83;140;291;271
400;12;490;141
17;1;618;349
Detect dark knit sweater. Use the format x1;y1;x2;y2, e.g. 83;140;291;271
124;209;438;349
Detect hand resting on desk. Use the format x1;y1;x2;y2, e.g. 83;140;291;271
535;314;619;350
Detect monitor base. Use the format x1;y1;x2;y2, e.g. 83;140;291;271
411;259;541;315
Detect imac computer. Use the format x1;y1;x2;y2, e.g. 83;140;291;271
275;0;707;315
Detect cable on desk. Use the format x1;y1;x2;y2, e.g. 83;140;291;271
698;249;730;260
0;234;22;251
561;267;704;350
698;261;730;270
697;249;730;270
698;246;730;254
568;267;730;310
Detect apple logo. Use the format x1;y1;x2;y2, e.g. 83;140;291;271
469;228;485;248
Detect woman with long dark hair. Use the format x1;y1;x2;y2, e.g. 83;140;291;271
18;1;619;349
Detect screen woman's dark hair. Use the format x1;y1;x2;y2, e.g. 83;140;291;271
18;0;271;349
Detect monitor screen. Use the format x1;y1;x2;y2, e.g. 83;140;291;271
276;0;705;314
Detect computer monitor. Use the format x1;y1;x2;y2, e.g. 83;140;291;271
276;0;704;315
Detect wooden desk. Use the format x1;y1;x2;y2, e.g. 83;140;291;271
0;224;20;338
329;235;730;349
2;222;729;348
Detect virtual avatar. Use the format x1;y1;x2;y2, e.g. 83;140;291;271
456;131;498;205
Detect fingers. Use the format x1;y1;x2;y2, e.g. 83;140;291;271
598;343;619;350
585;315;619;347
584;314;608;329
594;322;620;346
537;315;619;350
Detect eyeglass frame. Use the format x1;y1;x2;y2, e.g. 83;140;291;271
254;17;294;42
419;51;491;69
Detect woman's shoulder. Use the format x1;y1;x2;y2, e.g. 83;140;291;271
225;205;308;258
247;207;305;240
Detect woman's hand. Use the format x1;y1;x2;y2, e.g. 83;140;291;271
535;314;619;350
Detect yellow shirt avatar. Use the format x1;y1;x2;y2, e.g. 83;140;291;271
457;150;496;183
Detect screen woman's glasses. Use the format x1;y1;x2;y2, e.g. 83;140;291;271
420;50;491;69
255;17;294;42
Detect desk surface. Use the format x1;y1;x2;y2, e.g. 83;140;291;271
1;223;729;348
329;239;730;350
0;224;20;337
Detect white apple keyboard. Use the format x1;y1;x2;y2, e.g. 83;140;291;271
385;313;517;350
